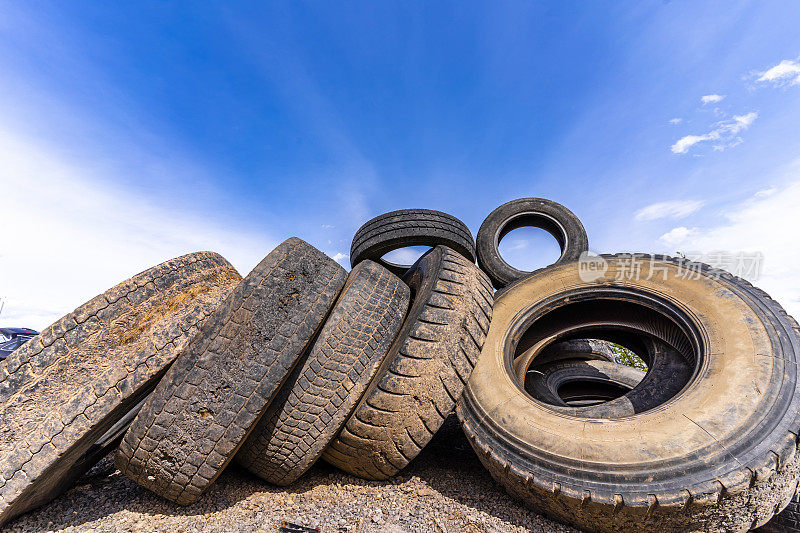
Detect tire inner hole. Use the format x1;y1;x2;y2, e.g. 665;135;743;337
498;226;563;272
381;246;432;269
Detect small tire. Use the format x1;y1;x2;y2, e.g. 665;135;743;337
235;260;410;485
115;238;347;505
525;359;645;408
476;198;588;289
350;209;476;277
0;252;241;527
323;246;493;480
528;339;618;368
457;254;800;533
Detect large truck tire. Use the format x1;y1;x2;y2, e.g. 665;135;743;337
0;252;241;526
236;260;410;485
115;238;346;505
350;209;476;277
457;254;800;532
476;198;587;289
323;246;493;480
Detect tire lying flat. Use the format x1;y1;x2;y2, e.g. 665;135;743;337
476;197;587;289
235;260;410;485
115;238;347;505
350;209;476;277
0;252;241;527
324;246;493;480
457;254;800;533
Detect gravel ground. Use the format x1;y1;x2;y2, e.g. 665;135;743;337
3;418;577;533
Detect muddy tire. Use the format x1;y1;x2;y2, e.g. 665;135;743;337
350;209;476;277
758;491;800;532
0;252;241;527
235;260;410;485
476;198;587;289
115;238;347;505
457;254;800;533
323;246;493;480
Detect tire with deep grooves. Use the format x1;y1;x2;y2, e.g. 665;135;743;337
115;238;347;505
323;246;493;480
759;491;800;532
457;254;800;533
235;260;410;485
476;198;588;289
0;252;241;527
350;209;476;277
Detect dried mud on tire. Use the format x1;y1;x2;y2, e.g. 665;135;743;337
0;252;241;527
236;260;410;485
115;238;347;505
323;246;493;480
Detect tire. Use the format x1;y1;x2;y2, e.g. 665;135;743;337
235;260;410;485
525;359;645;408
115;238;347;505
350;209;476;277
457;254;800;533
323;246;493;480
758;490;800;532
476;198;588;289
527;339;618;368
0;252;241;527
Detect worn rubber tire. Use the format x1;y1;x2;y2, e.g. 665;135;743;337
526;359;645;407
0;252;241;527
758;490;800;532
528;339;617;368
115;238;347;505
323;246;493;480
350;209;476;277
235;260;410;485
476;198;587;289
457;254;800;533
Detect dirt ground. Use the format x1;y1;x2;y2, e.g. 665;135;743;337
3;418;577;533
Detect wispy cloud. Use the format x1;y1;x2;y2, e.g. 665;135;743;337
0;129;275;329
635;200;704;221
331;252;349;266
659;226;698;247
657;179;800;319
701;94;725;105
668;118;682;125
757;59;800;87
671;112;758;154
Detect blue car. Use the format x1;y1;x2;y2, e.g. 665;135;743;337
0;327;39;360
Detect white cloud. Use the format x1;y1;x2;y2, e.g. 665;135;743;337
0;130;276;330
321;224;335;229
668;118;683;125
659;226;698;247
671;112;758;154
663;180;800;319
635;200;705;221
701;94;725;105
757;59;800;87
755;187;778;198
331;252;349;266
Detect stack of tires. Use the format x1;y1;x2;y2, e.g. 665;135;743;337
1;198;798;533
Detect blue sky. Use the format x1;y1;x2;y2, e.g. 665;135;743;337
1;1;800;328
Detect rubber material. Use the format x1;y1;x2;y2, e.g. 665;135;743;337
528;339;617;368
235;260;410;485
758;490;800;532
350;209;476;277
457;254;800;532
476;198;588;289
323;246;493;480
0;252;241;527
115;238;347;505
526;359;645;408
